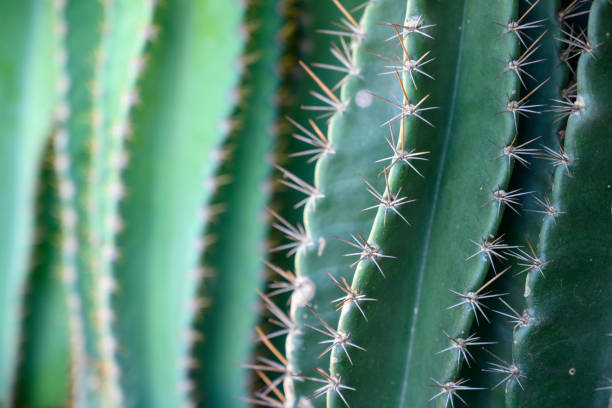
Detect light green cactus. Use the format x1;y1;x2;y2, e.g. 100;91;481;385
0;1;60;405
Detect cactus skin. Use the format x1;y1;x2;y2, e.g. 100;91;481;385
113;0;245;406
0;0;59;404
510;1;612;406
82;1;156;405
271;0;364;257
463;1;568;404
329;1;519;406
16;143;70;407
285;1;410;405
195;1;281;406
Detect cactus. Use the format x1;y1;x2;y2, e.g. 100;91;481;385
193;0;282;406
1;0;610;407
0;0;60;404
16;142;71;407
510;1;612;406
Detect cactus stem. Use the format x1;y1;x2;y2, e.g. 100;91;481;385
526;193;565;219
335;232;395;278
483;185;533;215
304;306;365;365
481;347;526;391
328;271;376;321
429;378;484;408
360;170;414;226
466;235;518;272
303;368;355;408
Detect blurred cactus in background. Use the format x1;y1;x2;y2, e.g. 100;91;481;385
0;0;610;408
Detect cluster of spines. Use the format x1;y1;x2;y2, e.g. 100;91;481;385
508;0;612;401
435;1;563;403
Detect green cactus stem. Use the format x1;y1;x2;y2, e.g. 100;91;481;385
330;1;521;406
113;0;246;406
194;0;282;406
510;1;612;406
0;0;59;404
15;141;71;408
281;1;412;405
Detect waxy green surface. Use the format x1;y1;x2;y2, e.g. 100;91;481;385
510;1;612;406
196;0;281;406
331;1;519;406
114;0;245;406
463;0;568;405
0;0;58;404
286;1;410;405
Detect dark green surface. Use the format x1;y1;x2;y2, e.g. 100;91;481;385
16;144;70;408
509;1;612;406
331;1;519;407
0;0;58;404
463;0;567;405
195;0;281;406
114;1;245;406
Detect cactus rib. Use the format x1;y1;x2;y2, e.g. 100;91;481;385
195;0;282;406
283;1;411;405
510;1;612;406
113;0;246;406
329;1;523;406
0;0;59;404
